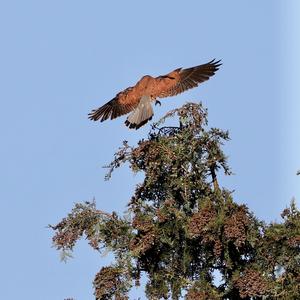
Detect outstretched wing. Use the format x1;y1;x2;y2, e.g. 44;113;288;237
88;87;141;122
156;59;222;98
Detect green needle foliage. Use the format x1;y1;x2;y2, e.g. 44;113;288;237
50;103;300;299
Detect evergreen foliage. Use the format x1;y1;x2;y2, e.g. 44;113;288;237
51;103;300;299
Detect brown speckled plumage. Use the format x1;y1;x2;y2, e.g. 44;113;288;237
88;59;221;129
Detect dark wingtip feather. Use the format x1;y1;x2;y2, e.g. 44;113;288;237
88;109;102;121
210;58;222;68
88;98;117;122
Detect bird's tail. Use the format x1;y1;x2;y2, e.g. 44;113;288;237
125;95;153;129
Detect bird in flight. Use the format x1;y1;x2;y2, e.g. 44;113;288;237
88;59;221;129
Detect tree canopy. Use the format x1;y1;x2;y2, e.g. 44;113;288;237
51;103;300;299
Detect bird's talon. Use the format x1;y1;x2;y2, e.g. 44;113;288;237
155;100;161;106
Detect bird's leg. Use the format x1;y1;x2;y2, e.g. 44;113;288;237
155;100;161;106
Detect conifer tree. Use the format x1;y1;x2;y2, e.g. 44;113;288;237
51;103;300;299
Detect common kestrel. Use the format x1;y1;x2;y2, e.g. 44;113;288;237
88;59;221;129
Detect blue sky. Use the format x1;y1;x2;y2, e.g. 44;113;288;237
0;1;299;299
